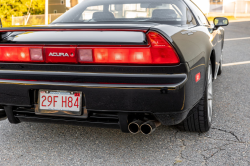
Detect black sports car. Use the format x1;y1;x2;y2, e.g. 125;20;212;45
0;0;228;134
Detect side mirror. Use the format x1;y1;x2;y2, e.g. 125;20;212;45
213;17;229;28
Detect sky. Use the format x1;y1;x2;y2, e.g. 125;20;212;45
192;0;210;13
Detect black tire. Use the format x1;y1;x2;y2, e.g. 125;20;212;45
217;61;222;75
178;62;213;132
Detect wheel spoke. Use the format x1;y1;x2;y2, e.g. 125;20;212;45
207;64;213;123
208;91;213;100
209;101;212;111
208;70;212;82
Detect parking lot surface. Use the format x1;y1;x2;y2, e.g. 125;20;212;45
0;21;250;166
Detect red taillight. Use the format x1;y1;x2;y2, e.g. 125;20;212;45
89;31;179;65
147;32;180;64
0;47;30;62
130;49;152;63
0;31;180;65
93;48;152;64
87;31;179;65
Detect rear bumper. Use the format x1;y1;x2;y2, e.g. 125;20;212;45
0;62;206;127
0;73;186;111
0;74;189;126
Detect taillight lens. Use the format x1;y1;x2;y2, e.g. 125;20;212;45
0;47;30;62
147;32;180;64
30;48;44;62
78;49;93;63
93;48;152;64
130;49;152;63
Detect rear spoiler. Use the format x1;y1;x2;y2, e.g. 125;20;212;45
0;26;151;44
0;26;151;45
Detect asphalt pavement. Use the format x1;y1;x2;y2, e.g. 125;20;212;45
0;21;250;166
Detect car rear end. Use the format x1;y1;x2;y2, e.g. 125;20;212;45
0;27;190;133
0;0;199;134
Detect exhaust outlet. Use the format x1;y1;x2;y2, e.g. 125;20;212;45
140;121;161;135
128;120;144;134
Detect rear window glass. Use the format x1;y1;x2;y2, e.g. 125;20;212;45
53;0;196;26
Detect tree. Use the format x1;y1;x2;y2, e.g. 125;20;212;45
0;0;45;26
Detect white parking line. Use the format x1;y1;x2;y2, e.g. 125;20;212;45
223;61;250;66
225;37;250;41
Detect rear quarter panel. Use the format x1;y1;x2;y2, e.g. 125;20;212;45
171;26;212;67
150;24;214;113
166;25;213;104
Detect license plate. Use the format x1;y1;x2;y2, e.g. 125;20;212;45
36;90;83;116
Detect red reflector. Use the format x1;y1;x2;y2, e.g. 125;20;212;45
78;49;93;62
30;48;44;62
196;73;201;82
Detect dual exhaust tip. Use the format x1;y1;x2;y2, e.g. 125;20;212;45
128;120;161;135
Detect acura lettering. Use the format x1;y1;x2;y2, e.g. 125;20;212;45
49;52;70;57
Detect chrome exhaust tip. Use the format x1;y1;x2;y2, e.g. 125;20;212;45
140;121;161;135
128;120;144;134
